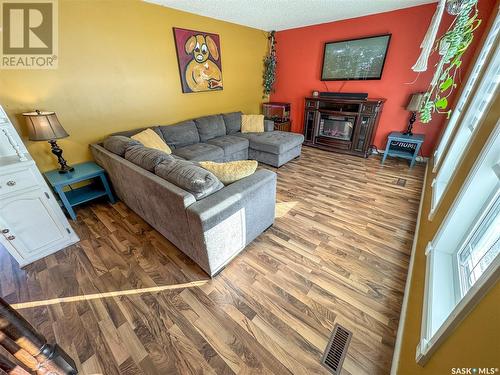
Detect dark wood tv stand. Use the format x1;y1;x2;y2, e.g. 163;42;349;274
303;96;385;157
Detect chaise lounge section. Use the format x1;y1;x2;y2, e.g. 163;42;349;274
240;131;304;168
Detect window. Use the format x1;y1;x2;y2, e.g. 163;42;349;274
430;24;500;217
458;193;500;296
433;14;500;170
418;123;500;365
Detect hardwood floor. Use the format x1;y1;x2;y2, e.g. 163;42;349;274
0;147;425;375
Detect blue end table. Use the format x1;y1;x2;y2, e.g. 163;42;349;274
44;161;115;220
381;132;425;168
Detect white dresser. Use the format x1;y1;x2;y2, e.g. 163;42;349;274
0;105;79;266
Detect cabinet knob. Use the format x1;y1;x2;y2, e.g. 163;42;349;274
6;235;15;241
1;229;9;234
6;180;16;186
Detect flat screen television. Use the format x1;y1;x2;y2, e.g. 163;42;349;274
321;34;391;81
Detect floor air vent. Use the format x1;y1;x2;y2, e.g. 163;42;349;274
321;323;352;374
396;178;407;187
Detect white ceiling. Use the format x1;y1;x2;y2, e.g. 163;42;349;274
145;0;437;31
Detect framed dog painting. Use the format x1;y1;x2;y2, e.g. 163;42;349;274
173;27;223;93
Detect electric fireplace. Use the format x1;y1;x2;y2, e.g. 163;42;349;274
303;96;386;157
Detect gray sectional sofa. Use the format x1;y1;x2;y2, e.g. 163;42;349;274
112;112;304;167
91;111;303;276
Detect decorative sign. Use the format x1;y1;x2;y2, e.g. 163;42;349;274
390;140;417;153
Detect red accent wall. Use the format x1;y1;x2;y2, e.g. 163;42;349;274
270;2;495;156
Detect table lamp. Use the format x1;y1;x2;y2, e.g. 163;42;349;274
404;93;425;136
23;110;74;173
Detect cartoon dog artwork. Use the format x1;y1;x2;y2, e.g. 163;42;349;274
173;28;223;93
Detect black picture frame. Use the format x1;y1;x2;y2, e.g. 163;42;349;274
321;34;391;81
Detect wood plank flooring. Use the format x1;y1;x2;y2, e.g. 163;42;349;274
0;147;425;375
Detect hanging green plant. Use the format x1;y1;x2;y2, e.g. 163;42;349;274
263;31;277;97
419;0;481;123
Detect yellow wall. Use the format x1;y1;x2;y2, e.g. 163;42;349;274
396;93;500;372
0;0;268;171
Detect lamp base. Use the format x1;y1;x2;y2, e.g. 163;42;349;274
403;112;416;137
48;140;74;174
57;165;75;174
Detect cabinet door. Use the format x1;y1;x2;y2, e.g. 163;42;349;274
304;110;316;141
0;189;68;257
353;115;373;153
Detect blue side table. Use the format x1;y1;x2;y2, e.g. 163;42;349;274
381;132;425;168
44;161;115;220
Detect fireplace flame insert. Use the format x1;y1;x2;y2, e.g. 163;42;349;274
318;114;355;141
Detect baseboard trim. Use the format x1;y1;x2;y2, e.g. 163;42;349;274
390;161;429;374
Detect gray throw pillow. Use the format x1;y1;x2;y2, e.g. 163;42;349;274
124;145;174;172
155;159;223;200
103;135;141;156
222;112;242;135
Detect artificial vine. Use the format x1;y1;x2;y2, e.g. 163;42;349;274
419;0;481;123
263;31;277;97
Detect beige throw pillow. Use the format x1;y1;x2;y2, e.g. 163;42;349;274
199;160;258;184
241;114;264;133
132;129;172;154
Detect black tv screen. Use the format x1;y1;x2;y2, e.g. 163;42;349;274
321;34;391;81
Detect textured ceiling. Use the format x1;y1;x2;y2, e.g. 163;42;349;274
144;0;437;31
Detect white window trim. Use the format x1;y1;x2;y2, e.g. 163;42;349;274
417;122;500;365
417;252;500;364
429;42;500;220
433;13;500;173
457;190;500;296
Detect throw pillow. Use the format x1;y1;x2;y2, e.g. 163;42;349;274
131;128;172;154
124;144;174;172
199;160;258;184
103;135;141;156
155;159;223;200
241;114;264;133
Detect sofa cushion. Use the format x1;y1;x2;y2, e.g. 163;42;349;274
172;143;224;161
236;131;304;155
264;119;275;132
103;135;141;157
206;135;249;156
155;160;223;200
157;120;200;149
124;144;174;172
222;112;242;135
194;114;226;142
199;160;258;185
131;128;172;154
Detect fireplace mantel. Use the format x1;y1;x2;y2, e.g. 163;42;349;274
303;96;385;157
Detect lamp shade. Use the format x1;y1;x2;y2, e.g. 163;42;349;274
23;110;69;141
406;93;425;112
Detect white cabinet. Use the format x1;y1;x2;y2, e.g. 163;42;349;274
0;189;69;256
0;105;78;266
